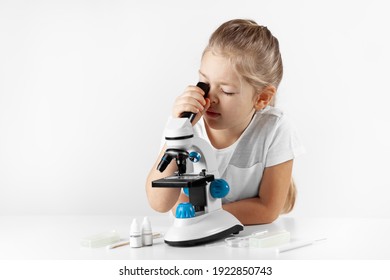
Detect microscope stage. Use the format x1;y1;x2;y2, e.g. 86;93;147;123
152;174;215;188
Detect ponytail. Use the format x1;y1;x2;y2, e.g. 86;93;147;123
282;177;296;213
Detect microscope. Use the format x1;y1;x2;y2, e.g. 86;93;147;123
152;82;243;246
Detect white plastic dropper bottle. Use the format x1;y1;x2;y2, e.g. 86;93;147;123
142;216;153;246
130;218;142;248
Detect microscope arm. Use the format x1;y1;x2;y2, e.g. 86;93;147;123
190;137;222;213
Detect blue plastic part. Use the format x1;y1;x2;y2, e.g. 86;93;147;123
189;151;201;163
183;187;189;197
175;202;196;219
210;179;230;198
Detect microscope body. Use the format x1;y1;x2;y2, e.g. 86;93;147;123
152;117;243;246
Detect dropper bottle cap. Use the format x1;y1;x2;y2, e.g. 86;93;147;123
142;216;153;246
142;216;152;233
130;218;141;236
129;218;142;248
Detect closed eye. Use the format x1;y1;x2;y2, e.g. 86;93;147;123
221;88;235;96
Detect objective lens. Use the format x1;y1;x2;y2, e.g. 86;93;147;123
176;158;187;175
157;153;172;172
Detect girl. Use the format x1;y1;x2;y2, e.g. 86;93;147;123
146;19;304;225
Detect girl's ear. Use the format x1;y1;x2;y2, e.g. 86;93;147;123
254;86;276;110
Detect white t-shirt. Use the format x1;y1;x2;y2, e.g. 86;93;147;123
192;106;305;203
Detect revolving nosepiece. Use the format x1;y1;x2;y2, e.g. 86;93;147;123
156;149;189;175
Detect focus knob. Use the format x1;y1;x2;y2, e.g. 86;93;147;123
175;202;195;219
210;179;230;198
189;151;201;163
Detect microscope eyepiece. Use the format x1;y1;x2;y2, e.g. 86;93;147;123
180;82;210;123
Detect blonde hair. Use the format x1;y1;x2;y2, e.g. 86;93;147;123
282;178;296;214
204;19;295;213
204;19;283;95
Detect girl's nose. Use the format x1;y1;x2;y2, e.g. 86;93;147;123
207;86;218;104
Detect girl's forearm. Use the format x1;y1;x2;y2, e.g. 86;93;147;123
145;145;181;212
222;197;280;225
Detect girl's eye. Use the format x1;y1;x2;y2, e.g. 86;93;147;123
221;89;235;96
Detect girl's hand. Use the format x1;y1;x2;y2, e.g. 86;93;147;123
172;85;211;125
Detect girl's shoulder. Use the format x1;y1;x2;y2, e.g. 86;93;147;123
257;106;284;119
252;106;288;131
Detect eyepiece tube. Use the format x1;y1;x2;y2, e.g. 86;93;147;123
180;82;210;123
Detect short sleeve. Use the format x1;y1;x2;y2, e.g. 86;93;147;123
265;116;305;167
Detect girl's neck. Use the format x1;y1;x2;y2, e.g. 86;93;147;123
205;126;238;149
205;111;256;149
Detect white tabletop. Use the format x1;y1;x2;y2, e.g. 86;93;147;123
1;215;389;260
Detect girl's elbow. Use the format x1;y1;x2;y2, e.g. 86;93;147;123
259;208;280;224
243;209;279;225
147;196;172;213
149;201;171;213
264;213;279;224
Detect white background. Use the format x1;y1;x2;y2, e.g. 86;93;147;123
1;0;389;218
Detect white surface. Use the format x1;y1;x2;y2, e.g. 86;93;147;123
1;0;390;219
1;215;389;260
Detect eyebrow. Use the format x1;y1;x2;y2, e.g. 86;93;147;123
198;70;238;87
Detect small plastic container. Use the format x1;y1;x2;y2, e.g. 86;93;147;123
249;229;291;248
81;230;120;248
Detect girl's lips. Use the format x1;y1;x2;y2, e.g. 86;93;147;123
205;110;220;118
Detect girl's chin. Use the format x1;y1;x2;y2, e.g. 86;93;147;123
204;117;225;130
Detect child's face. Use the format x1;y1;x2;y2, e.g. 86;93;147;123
199;51;257;131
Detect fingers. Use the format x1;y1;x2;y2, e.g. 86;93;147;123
191;98;211;125
200;98;211;114
172;85;208;118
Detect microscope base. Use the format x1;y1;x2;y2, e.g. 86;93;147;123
164;209;244;247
